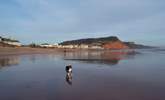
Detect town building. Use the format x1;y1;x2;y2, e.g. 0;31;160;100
40;43;53;48
0;36;21;47
3;41;21;46
90;45;103;49
79;44;89;49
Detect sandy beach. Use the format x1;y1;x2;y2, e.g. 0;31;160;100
0;46;135;57
0;47;165;100
0;47;61;56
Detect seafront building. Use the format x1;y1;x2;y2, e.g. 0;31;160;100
2;41;21;47
39;43;53;48
0;36;21;47
56;44;103;49
79;44;89;49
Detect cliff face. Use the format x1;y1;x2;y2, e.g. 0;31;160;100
103;41;129;49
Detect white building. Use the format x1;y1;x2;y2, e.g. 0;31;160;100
61;45;74;49
0;36;21;47
79;44;89;49
57;44;103;49
3;41;21;46
90;45;103;49
57;44;89;49
40;44;53;48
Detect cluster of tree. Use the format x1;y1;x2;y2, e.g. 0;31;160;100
28;43;40;48
124;42;154;49
28;43;52;48
0;36;19;42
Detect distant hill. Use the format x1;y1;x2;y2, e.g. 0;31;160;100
59;36;153;49
59;36;120;45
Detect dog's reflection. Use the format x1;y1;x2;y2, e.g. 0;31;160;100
65;65;72;85
66;72;72;85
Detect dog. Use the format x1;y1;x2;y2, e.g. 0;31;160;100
65;64;72;73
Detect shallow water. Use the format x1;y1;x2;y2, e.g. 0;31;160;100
0;49;165;100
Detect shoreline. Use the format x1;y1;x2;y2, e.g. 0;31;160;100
0;47;61;56
0;47;135;56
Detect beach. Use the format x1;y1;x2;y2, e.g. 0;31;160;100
0;47;165;100
0;47;61;56
0;46;135;56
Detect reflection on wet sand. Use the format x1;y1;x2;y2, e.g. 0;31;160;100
29;55;37;63
63;50;137;65
0;56;20;67
66;72;72;85
0;49;164;100
65;65;73;85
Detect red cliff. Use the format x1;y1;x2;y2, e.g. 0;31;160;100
103;41;129;49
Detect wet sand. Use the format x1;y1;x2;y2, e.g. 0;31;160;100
0;47;134;56
0;48;165;100
0;47;60;56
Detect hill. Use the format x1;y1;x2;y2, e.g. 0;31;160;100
59;36;120;45
59;36;153;49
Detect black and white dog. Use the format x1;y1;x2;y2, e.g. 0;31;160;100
65;64;72;73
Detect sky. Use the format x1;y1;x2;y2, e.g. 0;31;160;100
0;0;165;46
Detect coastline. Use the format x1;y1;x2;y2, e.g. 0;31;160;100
0;47;135;56
0;47;61;56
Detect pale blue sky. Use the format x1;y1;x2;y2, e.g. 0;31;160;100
0;0;165;46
